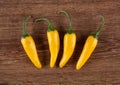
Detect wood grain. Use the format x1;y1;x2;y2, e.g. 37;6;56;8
0;0;120;85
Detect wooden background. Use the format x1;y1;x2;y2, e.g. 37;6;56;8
0;0;120;85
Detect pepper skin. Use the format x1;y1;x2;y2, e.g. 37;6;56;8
59;10;76;68
35;18;60;68
76;16;105;70
21;16;42;68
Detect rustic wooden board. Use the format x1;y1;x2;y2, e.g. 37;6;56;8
0;0;120;85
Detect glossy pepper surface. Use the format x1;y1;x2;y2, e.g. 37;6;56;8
76;16;105;70
21;16;42;68
59;10;76;68
35;18;60;68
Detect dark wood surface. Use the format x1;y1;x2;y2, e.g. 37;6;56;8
0;0;120;85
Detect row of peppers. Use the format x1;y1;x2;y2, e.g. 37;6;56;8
21;10;105;70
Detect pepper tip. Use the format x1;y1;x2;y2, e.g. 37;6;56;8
76;67;79;70
59;64;64;68
50;64;54;68
35;64;42;69
76;65;81;70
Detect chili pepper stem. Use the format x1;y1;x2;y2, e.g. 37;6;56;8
92;16;105;39
21;16;30;38
35;18;55;31
58;10;73;34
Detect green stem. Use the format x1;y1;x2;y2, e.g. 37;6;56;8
58;10;73;34
35;18;55;31
22;16;30;38
92;16;105;39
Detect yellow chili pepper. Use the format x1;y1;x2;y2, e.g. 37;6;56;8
76;16;105;70
59;10;76;68
21;16;42;68
35;18;60;68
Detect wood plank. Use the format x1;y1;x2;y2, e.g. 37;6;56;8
0;0;120;84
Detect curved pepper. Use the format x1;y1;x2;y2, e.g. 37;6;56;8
76;16;105;70
59;10;76;68
21;16;42;68
35;18;60;68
